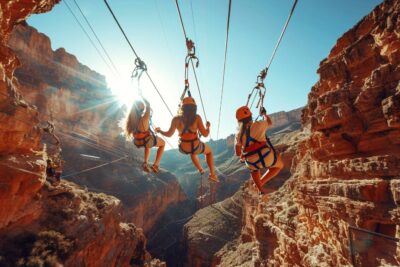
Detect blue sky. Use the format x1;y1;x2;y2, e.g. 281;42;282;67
28;0;382;143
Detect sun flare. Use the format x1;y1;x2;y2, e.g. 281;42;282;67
106;75;140;108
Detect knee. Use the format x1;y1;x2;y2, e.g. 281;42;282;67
159;139;165;146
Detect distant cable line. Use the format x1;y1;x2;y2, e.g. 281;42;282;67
63;0;116;75
217;0;232;140
71;0;120;75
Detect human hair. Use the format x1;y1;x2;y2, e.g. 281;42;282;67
124;100;145;138
238;116;253;144
178;104;197;129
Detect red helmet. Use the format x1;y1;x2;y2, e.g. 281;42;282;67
182;97;196;106
236;106;252;121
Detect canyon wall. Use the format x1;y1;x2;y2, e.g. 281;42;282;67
0;1;165;265
182;0;400;266
7;23;187;234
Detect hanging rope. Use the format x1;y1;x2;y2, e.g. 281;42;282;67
175;0;208;122
71;0;120;75
103;0;174;117
217;0;232;140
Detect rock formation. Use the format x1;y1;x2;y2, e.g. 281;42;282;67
182;0;400;266
0;1;166;266
7;23;187;234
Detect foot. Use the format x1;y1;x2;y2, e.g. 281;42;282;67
208;174;220;183
151;164;160;173
142;162;150;173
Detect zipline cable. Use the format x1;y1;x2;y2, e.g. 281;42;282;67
71;0;120;75
264;0;298;73
175;0;208;122
216;0;232;140
103;0;140;59
190;60;207;122
64;0;116;76
103;0;174;117
246;0;299;114
175;0;188;39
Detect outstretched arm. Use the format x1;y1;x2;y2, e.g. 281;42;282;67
261;107;272;127
197;115;210;137
157;118;177;137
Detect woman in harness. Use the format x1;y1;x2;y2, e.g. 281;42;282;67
156;97;219;183
235;106;283;195
125;98;165;173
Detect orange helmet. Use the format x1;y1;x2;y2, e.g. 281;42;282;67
236;106;252;121
182;97;196;106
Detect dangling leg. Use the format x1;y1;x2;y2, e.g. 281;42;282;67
190;154;204;174
143;147;151;172
152;137;165;173
251;169;271;201
203;144;219;183
259;154;284;187
251;170;262;191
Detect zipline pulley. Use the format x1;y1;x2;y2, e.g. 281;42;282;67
131;57;147;80
181;38;199;101
131;57;147;96
246;68;267;116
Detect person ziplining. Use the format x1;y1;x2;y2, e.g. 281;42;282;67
157;0;218;184
124;98;165;173
123;58;166;173
156;96;218;182
234;0;298;200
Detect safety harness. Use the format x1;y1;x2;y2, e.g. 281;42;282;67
133;129;157;148
179;125;204;154
241;123;277;170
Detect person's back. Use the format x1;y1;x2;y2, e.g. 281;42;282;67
235;106;283;197
124;98;165;173
157;97;219;182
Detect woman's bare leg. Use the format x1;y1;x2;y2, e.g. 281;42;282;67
203;144;216;177
251;170;263;191
154;138;165;166
260;154;284;187
144;147;151;163
190;154;204;173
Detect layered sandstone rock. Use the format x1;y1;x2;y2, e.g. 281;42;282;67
0;1;165;266
7;23;187;234
0;0;61;237
183;1;400;266
0;180;157;266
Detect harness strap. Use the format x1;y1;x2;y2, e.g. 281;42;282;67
133;129;157;148
242;124;278;169
266;137;277;166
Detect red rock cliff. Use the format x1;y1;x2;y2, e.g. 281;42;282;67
182;1;400;266
7;23;187;234
0;1;165;266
